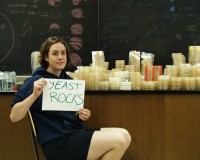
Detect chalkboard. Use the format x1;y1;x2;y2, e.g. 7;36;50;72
0;0;98;75
2;0;200;74
99;0;200;69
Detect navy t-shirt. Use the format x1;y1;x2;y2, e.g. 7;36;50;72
11;67;84;145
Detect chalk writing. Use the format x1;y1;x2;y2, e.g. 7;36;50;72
8;2;38;15
21;19;32;38
175;34;182;40
187;25;196;32
38;11;48;17
0;12;14;63
99;0;200;69
107;16;128;26
143;23;168;38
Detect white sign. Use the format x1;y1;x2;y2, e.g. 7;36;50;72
42;79;85;111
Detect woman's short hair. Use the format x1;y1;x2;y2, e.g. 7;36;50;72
39;36;72;69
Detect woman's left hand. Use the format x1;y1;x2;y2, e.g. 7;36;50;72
77;108;91;121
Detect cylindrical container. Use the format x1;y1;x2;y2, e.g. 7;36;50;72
115;60;125;70
10;71;16;90
145;65;162;81
157;75;170;90
179;64;192;77
165;65;178;77
188;46;200;65
169;77;183;90
0;72;3;90
182;77;196;90
129;72;141;90
91;51;105;68
3;71;10;91
196;77;200;89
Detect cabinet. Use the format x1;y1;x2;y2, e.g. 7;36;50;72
1;91;200;160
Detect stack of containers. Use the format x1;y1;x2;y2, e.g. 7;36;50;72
99;69;109;90
188;46;200;65
178;63;196;90
115;60;125;70
164;65;178;77
179;64;191;77
114;71;131;90
91;51;105;69
191;64;200;77
182;77;196;90
129;50;140;72
68;46;200;91
163;65;178;90
192;64;200;90
109;77;121;90
188;46;200;90
141;52;154;76
172;53;186;66
129;72;141;90
168;77;183;90
141;81;156;90
169;53;186;90
196;77;200;90
144;65;162;81
156;75;170;90
125;65;135;72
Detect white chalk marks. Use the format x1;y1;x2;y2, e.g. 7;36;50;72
0;12;14;63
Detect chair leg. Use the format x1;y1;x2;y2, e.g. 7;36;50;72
28;113;40;160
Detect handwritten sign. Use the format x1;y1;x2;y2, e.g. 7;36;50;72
42;79;85;111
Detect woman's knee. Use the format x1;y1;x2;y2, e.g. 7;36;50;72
100;127;131;149
117;128;132;147
114;131;131;150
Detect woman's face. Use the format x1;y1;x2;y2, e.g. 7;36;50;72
45;42;67;75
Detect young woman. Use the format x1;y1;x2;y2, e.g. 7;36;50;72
10;36;131;160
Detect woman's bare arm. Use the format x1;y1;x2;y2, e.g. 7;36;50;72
10;93;38;122
10;78;46;122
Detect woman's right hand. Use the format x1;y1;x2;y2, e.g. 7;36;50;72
33;78;47;97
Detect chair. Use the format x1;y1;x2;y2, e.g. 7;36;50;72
31;51;41;73
29;52;47;160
